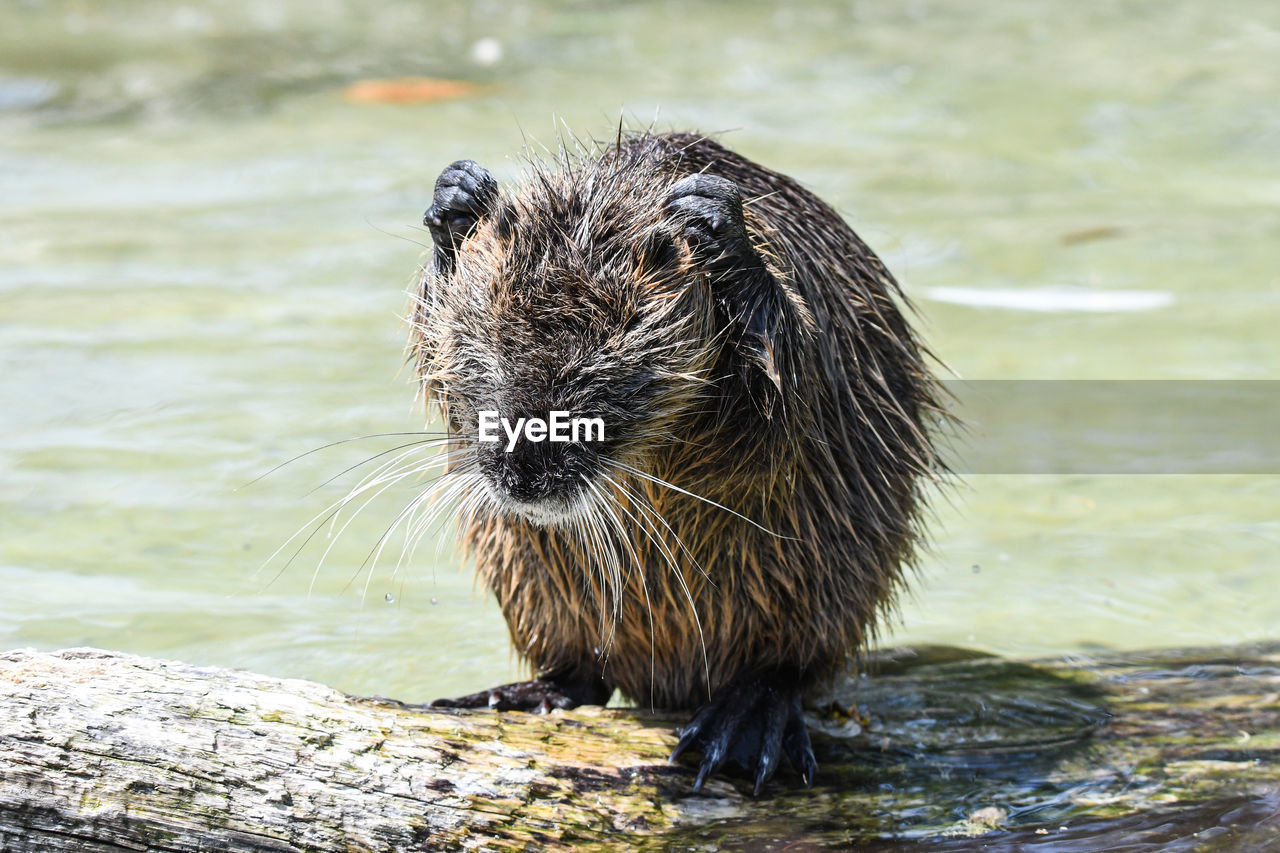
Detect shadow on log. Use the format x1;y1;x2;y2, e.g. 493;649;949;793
1;643;1278;851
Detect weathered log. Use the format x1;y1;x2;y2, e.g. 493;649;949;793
0;643;1277;851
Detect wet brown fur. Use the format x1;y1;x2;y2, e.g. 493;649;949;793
410;132;942;709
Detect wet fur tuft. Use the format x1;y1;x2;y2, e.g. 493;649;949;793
409;131;946;709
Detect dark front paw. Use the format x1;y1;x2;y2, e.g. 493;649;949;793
670;671;817;795
423;159;499;272
663;173;752;261
429;672;613;714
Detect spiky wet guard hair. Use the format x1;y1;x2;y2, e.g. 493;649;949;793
409;131;945;709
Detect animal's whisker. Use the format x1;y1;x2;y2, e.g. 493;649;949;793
394;460;479;580
315;474;408;596
609;474;711;586
261;443;462;589
598;474;710;696
576;481;614;645
308;437;453;496
351;461;476;597
242;431;452;489
321;449;471;593
610;461;796;540
407;464;482;568
582;478;632;651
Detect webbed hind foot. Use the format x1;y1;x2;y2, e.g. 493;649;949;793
670;670;817;795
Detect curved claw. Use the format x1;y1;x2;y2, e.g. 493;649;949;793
753;697;787;796
783;702;817;787
669;671;816;795
670;695;724;763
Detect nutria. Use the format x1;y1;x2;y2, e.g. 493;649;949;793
411;131;942;793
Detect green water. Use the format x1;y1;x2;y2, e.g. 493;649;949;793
1;1;1277;705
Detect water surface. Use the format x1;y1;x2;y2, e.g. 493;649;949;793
1;0;1277;704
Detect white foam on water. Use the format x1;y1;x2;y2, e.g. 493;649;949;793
923;286;1174;313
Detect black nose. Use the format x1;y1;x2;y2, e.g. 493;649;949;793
483;431;584;504
496;438;556;502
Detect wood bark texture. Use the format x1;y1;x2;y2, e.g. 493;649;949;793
1;644;1277;851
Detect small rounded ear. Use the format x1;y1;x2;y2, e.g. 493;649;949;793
662;173;750;259
423;160;499;275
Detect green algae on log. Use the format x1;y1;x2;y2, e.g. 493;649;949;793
0;644;1276;851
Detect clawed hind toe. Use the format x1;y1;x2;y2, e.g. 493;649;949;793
669;673;817;795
